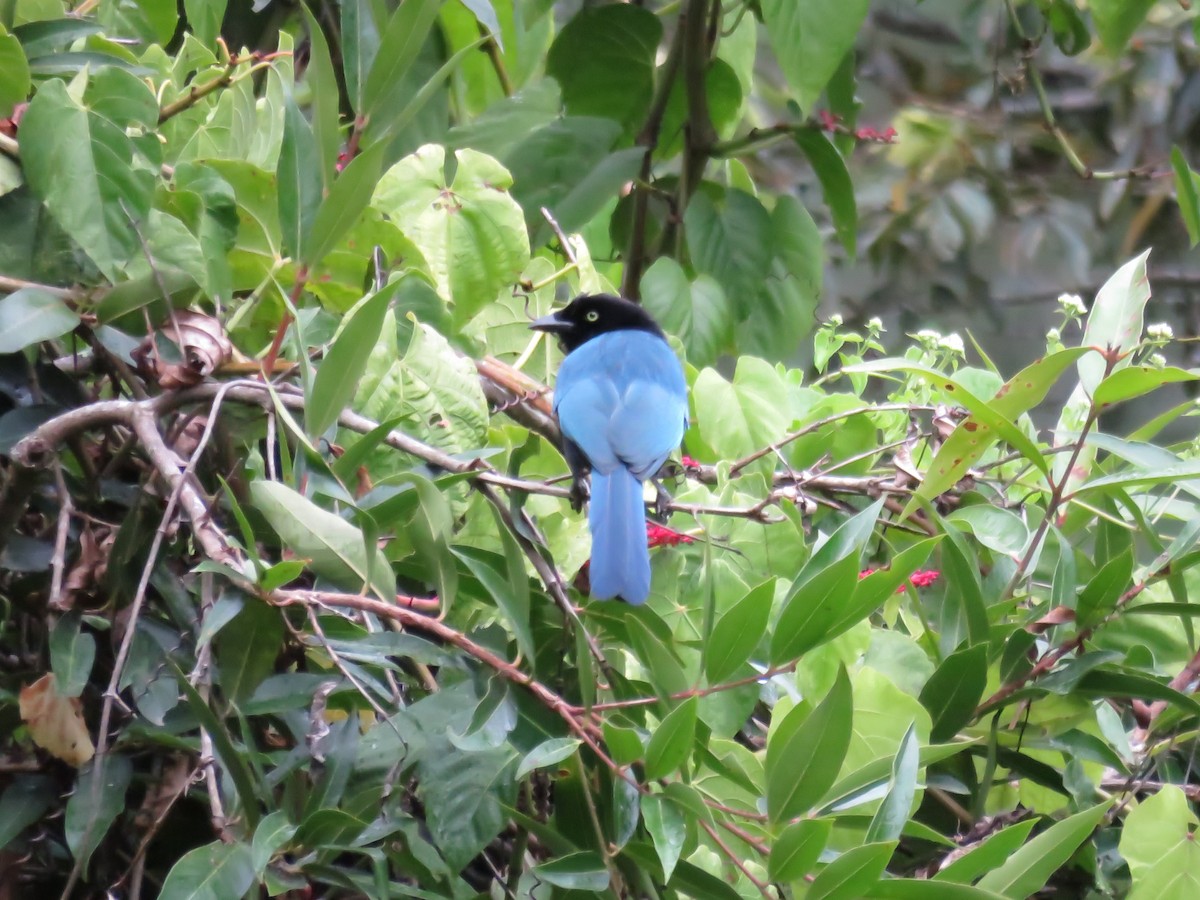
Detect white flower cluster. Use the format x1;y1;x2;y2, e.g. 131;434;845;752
1057;293;1087;316
1146;323;1174;342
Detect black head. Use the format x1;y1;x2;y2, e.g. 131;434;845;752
529;294;665;353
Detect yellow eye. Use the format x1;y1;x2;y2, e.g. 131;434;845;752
585;310;600;322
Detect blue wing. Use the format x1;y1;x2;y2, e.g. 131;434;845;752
553;331;687;479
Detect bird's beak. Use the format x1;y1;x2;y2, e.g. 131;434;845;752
529;310;571;334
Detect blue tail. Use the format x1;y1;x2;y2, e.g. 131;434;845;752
588;468;650;604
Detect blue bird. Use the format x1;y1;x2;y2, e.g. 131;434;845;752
531;294;688;604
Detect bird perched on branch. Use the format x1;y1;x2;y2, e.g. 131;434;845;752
531;294;688;604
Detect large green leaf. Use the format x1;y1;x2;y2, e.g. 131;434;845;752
277;93;322;262
0;287;80;353
920;644;987;743
214;598;284;704
64;756;133;874
158;841;255;900
360;0;444;125
546;4;661;133
645;696;699;780
250;481;396;601
705;578;775;683
771;552;862;664
1089;0;1156;52
642;257;735;367
794;128;858;256
976;801;1111;898
685;188;773;308
761;0;871;116
769;818;831;882
1120;785;1200;900
371;145;529;325
642;793;687;881
0;25;29;119
766;666;852;823
19;79;154;280
809;841;896;900
693;356;789;461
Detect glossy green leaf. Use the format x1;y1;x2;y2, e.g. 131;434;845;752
0;777;55;848
277;94;322;261
761;0;871;116
361;0;443;122
642;793;687;882
767;666;852;823
809;841;896;900
371;145;529;325
934;818;1039;883
0;287;80;353
64;755;132;873
250;481;396;601
307;280;397;439
693;356;789;461
1076;548;1133;625
50;611;95;698
865;722;920;843
771;553;862;664
976;801;1111;897
214;598;283;704
158;840;255;900
1093;365;1199;407
546;4;661;132
340;0;380;111
920;643;987;742
1171;146;1200;247
19;79;153;280
645;695;699;780
182;0;227;49
1090;0;1155;53
1120;785;1200;899
533;851;609;891
769;818;831;882
705;578;775;683
642;258;735;368
516;739;582;779
794;128;858;255
685;188;774;308
0;26;28;119
300;5;340;189
250;811;296;876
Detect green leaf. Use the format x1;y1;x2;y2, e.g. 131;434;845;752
642;259;734;369
1076;548;1134;626
809;841;896;900
277;93;322;261
0;776;54;848
302;138;387;270
771;553;862;664
769;818;831;882
516;738;582;779
215;598;283;704
976;801;1111;898
794;128;858;256
761;0;871;116
1046;0;1091;56
361;0;443;124
934;818;1039;883
705;578;774;683
603;722;644;766
50;611;95;698
866;881;1011;899
693;356;789;461
1089;0;1155;53
371;145;529;325
341;0;381;111
1073;668;1200;717
1079;250;1151;394
0;287;80;354
685;188;773;309
65;755;132;874
12;19;104;57
1171;146;1200;247
533;852;610;892
920;643;987;742
865;723;920;843
295;808;369;847
546;4;661;132
1093;365;1199;407
829;538;940;641
502;115;621;226
642;793;687;882
947;506;1029;556
736;195;823;361
645;696;699;780
158;840;255;900
766;666;852;824
251;480;396;601
300;5;340;190
0;26;29;119
1120;785;1200;899
183;0;227;49
307;281;397;439
250;810;296;876
19;79;154;280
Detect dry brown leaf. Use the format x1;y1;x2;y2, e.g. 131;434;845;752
132;310;234;390
19;674;94;766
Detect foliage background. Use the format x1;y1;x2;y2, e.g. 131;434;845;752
2;0;1200;898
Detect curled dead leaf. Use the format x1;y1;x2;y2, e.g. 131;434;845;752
55;524;113;612
132;310;233;390
19;674;94;766
1025;605;1076;635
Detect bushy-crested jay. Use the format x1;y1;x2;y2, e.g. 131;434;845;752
531;294;688;604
